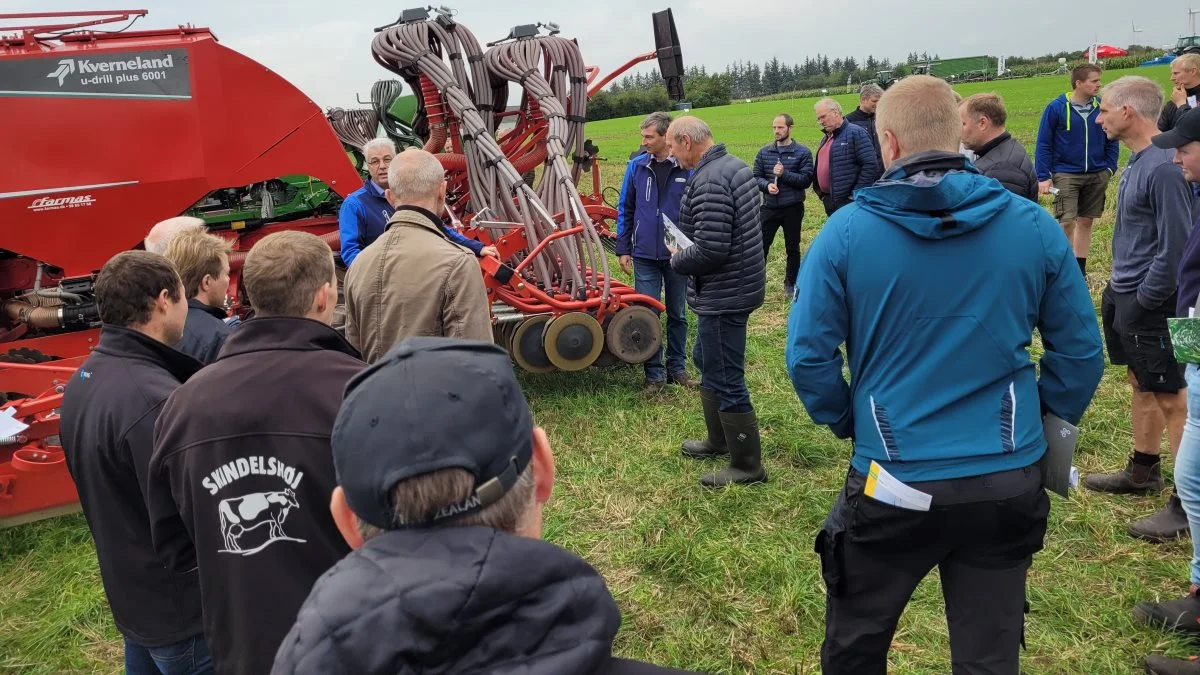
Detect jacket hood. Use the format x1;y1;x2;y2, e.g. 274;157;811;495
274;526;623;674
853;151;1011;240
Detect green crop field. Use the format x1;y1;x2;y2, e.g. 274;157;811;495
0;64;1190;674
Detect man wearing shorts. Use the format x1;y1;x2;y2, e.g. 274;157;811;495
1084;77;1195;542
1035;63;1121;275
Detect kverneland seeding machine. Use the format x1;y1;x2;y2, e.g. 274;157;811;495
0;8;685;526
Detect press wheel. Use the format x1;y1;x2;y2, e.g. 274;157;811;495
605;305;662;364
542;312;604;371
509;315;556;373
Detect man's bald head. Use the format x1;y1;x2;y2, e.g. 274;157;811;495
145;216;205;255
385;148;447;213
875;75;961;169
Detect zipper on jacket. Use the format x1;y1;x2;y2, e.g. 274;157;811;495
1064;93;1098;172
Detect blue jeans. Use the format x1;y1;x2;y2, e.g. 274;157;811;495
633;257;688;381
124;634;213;675
1176;363;1200;585
693;312;752;413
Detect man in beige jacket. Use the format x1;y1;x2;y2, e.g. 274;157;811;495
344;148;493;363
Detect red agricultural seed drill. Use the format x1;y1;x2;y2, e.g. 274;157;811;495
0;8;685;527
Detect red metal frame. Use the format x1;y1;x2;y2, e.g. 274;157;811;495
0;9;670;527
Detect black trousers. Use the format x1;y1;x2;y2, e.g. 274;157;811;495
822;193;851;216
761;203;803;288
816;464;1049;675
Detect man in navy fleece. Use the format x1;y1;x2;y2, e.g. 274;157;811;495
787;75;1105;674
337;138;498;268
1034;63;1121;275
1083;76;1196;543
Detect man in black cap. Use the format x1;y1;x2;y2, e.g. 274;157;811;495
1136;107;1200;675
271;337;697;675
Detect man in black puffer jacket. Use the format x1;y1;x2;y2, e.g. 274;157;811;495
666;116;768;488
960;93;1038;200
271;337;699;675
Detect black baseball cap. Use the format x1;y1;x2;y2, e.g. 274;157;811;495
1153;107;1200;149
331;336;534;530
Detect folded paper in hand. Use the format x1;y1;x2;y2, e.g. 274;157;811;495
662;214;693;254
1040;412;1079;497
865;460;932;511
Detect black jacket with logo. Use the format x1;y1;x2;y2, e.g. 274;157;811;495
148;317;365;675
175;298;231;365
271;526;701;675
59;325;205;647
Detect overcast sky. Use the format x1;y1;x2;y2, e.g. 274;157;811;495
2;2;1193;107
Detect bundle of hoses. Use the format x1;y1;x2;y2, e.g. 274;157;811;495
370;18;607;301
485;36;608;300
370;79;410;140
326;107;379;150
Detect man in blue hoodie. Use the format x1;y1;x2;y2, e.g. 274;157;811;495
616;112;695;393
337;138;497;268
1035;63;1121;275
787;75;1105;674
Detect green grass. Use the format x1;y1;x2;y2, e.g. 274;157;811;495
0;64;1192;674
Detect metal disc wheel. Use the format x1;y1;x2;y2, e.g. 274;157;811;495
542;312;604;371
604;305;662;364
509;315;556;374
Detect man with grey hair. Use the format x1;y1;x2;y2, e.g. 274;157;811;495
813;98;880;215
1085;75;1196;543
270;337;698;675
616;111;695;392
144;216;205;255
666;116;767;488
845;83;883;162
336;137;496;268
343;148;493;363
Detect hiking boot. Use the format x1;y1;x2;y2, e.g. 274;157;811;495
1082;454;1165;494
642;379;666;395
784;284;795;300
1136;585;1200;636
701;409;768;488
1131;492;1192;543
681;387;727;459
668;371;698;389
1146;655;1200;674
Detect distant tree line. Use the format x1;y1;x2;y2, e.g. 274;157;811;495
584;44;1169;121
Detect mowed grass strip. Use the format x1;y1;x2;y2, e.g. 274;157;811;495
0;64;1191;674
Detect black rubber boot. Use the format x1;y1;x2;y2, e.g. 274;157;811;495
1135;585;1200;636
1082;454;1165;494
681;387;727;459
1130;492;1192;543
1145;654;1200;674
700;409;767;488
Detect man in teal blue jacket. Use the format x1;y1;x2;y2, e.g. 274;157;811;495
787;76;1105;675
1034;63;1121;275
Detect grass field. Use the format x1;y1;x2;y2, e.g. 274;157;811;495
0;64;1191;674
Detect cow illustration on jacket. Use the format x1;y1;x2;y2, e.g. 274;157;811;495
218;488;305;555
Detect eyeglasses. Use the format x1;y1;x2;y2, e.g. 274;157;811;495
367;156;394;167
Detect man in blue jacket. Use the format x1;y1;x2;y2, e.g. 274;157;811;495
813;99;881;216
752;114;814;298
787;76;1105;674
1034;63;1121;275
337;138;497;268
616;112;695;392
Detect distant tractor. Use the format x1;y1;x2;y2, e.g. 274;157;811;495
1176;35;1200;56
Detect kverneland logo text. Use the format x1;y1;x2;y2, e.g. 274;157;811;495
28;195;96;212
46;54;175;86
